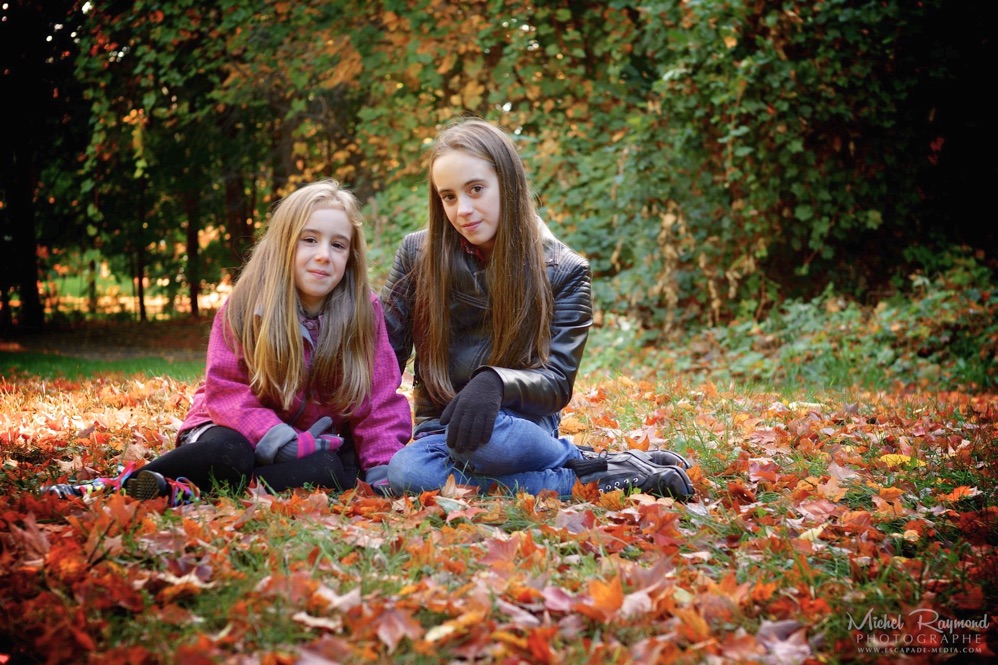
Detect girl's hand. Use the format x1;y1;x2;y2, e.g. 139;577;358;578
440;370;503;454
282;417;344;462
256;418;343;465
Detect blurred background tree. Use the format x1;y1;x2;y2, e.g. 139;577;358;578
1;0;992;341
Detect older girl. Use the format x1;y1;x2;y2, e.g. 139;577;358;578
381;119;693;499
46;180;411;504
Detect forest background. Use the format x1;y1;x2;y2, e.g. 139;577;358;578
0;0;995;393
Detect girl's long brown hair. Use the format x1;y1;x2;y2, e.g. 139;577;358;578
224;179;375;413
416;118;553;405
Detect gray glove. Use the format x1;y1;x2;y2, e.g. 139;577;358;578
255;417;343;465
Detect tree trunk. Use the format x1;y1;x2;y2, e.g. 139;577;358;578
1;138;45;331
88;258;98;313
182;191;201;318
0;290;12;332
218;107;254;277
136;245;147;322
225;171;253;276
0;1;50;332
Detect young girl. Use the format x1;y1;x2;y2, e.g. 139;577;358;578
381;118;694;500
46;180;411;505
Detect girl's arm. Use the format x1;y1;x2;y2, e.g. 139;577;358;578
347;294;413;470
484;249;593;415
200;311;289;446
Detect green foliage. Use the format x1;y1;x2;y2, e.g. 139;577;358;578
876;251;997;390
362;177;426;290
587;253;996;393
533;0;956;331
16;0;987;342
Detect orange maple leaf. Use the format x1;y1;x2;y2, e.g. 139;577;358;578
938;485;981;502
575;576;624;622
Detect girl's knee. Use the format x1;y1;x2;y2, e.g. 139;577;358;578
387;446;421;490
388;439;457;493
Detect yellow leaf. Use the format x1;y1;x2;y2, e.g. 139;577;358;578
492;630;528;650
799;524;826;542
880;454;925;468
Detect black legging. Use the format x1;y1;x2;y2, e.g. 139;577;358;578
141;426;357;494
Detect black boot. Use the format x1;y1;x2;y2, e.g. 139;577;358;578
566;450;695;500
577;445;692;470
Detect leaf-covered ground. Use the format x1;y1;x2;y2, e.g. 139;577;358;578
1;369;996;664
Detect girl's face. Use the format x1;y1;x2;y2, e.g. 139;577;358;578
294;207;353;316
432;149;501;254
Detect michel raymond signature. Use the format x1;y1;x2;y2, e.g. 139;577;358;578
848;608;991;634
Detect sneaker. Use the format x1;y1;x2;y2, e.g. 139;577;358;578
578;445;692;470
42;462;138;500
125;470;200;506
567;450;695;500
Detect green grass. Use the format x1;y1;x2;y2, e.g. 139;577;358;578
0;350;205;382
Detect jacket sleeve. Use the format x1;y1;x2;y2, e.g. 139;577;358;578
346;294;413;470
201;309;287;447
484;250;593;416
380;232;421;376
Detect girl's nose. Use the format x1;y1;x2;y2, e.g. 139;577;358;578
457;194;474;216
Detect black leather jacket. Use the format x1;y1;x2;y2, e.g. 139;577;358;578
380;228;593;430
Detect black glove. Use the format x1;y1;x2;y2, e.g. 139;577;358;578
440;370;503;454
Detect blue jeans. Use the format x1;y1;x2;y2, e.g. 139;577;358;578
387;409;583;498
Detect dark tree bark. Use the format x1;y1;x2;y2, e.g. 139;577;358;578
1;135;45;331
182;191;202;318
0;2;51;332
135;245;147;322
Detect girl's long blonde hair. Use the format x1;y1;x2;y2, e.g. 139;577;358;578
224;179;374;413
416;118;553;405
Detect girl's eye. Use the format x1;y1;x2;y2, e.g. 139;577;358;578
471;185;483;194
332;241;348;250
440;194;455;203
